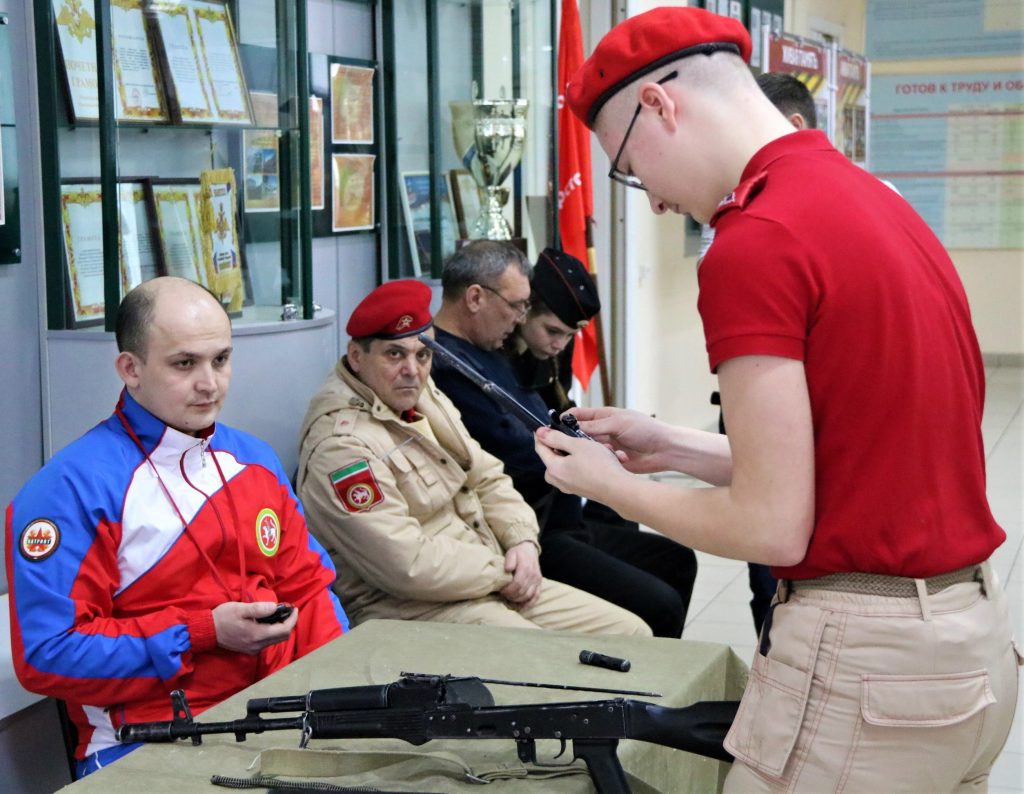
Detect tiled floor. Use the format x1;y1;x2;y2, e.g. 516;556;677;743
680;365;1024;792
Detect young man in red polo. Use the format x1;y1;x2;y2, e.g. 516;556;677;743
535;7;1020;791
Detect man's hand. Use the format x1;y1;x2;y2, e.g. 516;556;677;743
534;428;633;502
563;407;672;474
500;542;542;607
212;601;299;655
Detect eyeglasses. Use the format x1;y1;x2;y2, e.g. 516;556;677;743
608;71;678;191
479;284;531;317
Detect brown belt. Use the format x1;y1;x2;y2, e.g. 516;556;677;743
789;564;982;598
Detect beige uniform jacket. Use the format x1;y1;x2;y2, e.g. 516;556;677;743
296;360;541;625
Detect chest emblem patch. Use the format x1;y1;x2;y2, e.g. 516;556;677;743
330;460;384;513
255;509;281;557
20;519;60;562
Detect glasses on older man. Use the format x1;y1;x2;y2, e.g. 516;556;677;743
607;71;678;191
479;284;531;317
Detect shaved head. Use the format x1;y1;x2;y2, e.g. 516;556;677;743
116;278;228;360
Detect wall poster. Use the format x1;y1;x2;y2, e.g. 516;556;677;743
870;71;1023;249
332;153;375;232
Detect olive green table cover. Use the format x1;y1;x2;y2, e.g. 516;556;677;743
60;619;748;793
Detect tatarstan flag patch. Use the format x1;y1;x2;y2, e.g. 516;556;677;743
330;460;384;513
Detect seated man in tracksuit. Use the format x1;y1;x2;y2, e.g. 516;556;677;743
6;277;349;777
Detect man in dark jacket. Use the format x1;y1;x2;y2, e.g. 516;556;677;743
431;240;697;637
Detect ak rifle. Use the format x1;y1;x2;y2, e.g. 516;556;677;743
118;673;738;794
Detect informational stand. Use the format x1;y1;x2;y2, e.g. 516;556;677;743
762;32;873;173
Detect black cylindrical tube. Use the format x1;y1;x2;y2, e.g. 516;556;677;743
579;650;631;672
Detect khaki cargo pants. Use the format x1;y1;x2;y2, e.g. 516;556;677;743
724;562;1021;793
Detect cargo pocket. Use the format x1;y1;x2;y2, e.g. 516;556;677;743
389;448;443;515
860;670;995;728
725;617;826;778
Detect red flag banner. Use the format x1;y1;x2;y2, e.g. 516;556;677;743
557;0;600;391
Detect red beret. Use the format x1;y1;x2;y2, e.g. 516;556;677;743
567;7;751;128
346;280;433;340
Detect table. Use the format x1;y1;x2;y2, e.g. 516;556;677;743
60;620;747;793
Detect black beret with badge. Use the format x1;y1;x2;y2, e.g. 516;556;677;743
532;248;600;329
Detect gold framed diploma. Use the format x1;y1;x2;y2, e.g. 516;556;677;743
198;167;244;312
330;62;375;144
152;179;207;287
191;0;253;125
109;0;169;122
60;183;107;325
60;180;154;326
331;153;375;232
52;0;168;123
149;0;252;126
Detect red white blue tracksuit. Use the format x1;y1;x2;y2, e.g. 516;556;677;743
5;391;349;768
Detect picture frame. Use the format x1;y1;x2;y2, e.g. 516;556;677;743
242;125;280;213
51;0;169;124
400;171;458;277
330;62;375;144
151;177;207;287
60;182;105;326
309;95;325;211
198;166;245;313
59;177;163;327
148;0;253;126
331;153;375;232
449;169;483;240
311;55;379;238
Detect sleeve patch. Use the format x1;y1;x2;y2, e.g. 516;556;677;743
329;460;384;513
20;519;61;562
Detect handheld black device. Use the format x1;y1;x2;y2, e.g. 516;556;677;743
255;603;294;624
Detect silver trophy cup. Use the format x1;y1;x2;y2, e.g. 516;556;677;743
450;98;528;240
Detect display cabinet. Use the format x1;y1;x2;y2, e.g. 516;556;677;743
36;0;314;330
382;0;557;279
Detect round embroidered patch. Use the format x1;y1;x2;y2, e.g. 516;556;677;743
255;508;281;557
20;519;60;562
346;483;375;509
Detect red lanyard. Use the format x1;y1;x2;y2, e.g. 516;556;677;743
116;407;250;603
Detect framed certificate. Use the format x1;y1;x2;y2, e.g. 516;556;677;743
400;171;458;276
110;0;169;122
60;183;107;326
330;61;375;144
149;0;252;125
152;178;207;287
198;167;244;313
191;0;253;124
52;0;168;123
331;153;375;233
60;178;160;326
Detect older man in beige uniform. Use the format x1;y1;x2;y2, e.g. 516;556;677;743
297;279;648;635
